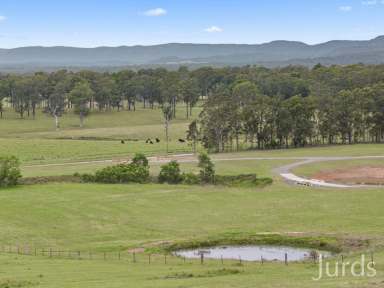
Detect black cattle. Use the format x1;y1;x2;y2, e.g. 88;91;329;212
178;139;186;143
149;140;154;144
145;138;151;144
156;138;160;143
121;140;125;144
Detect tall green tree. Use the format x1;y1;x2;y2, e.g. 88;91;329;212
68;81;94;128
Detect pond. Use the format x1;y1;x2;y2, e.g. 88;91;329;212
173;245;331;262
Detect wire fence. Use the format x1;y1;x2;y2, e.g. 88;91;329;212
0;245;375;267
0;245;321;266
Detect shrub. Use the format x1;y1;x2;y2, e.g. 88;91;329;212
198;152;215;183
182;172;200;185
80;173;96;183
84;153;150;184
0;156;21;187
131;153;149;167
214;174;273;187
158;161;183;184
94;163;149;184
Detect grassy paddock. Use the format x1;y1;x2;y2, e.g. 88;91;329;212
0;138;192;164
1;252;382;288
0;182;383;250
0;106;199;137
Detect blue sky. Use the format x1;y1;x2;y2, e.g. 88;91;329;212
0;0;383;48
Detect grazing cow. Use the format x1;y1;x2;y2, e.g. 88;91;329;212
178;139;186;143
146;138;151;144
156;138;160;143
149;140;154;144
121;140;125;144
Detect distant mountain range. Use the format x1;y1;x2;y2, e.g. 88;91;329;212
1;36;384;72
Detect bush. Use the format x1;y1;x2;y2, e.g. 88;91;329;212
0;156;22;187
93;163;149;184
198;152;215;183
83;153;150;184
158;161;183;184
131;153;149;167
215;174;273;187
182;172;200;185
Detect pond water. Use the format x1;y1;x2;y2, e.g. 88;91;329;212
173;245;330;262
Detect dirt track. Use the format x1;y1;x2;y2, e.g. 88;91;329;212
275;156;384;188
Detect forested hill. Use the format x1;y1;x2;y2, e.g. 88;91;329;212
1;36;384;72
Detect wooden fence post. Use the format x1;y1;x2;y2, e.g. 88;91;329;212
371;252;374;267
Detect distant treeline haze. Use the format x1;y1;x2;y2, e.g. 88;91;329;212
1;64;384;151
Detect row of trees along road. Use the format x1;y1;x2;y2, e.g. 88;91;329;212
1;64;384;151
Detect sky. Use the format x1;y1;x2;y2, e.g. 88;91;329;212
0;0;384;48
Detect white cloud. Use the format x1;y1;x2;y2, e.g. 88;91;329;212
0;15;6;22
339;6;352;12
362;0;378;5
204;26;223;33
143;8;167;17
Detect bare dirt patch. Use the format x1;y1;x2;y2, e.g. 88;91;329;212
313;166;384;185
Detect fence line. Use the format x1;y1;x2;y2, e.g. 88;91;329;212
0;245;339;266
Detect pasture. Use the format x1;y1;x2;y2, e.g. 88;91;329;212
1;108;384;287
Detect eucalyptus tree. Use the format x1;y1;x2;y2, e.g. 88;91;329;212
115;70;136;111
0;79;8;118
160;71;181;118
368;83;384;142
179;77;200;118
186;120;199;154
162;103;174;154
68;81;94;128
94;74;117;110
12;76;32;118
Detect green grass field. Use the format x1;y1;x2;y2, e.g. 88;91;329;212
1;108;384;287
0;107;197;164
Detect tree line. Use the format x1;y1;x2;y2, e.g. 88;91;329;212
0;67;201;128
197;64;384;151
1;64;384;151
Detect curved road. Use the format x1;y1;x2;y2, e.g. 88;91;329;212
274;156;384;188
